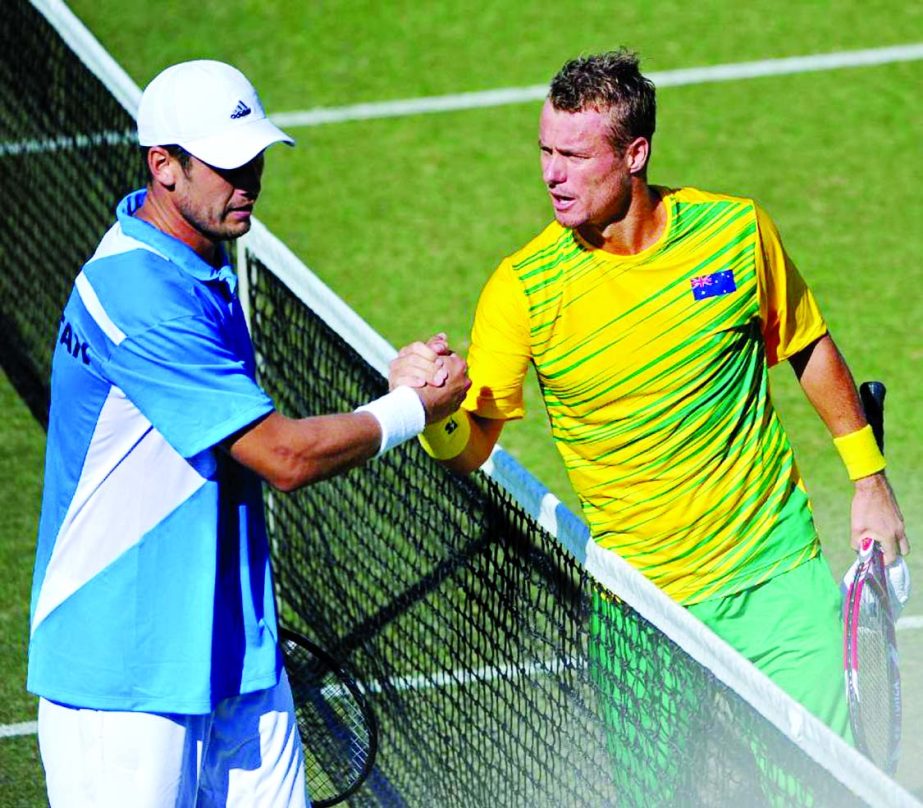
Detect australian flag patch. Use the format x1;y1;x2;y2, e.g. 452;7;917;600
690;270;736;300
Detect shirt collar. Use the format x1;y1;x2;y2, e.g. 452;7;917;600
116;189;238;296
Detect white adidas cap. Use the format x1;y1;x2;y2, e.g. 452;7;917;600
137;60;294;169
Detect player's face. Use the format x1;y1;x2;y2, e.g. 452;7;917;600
539;100;632;232
173;153;264;243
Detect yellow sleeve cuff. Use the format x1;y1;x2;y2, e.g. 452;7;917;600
833;425;886;481
418;410;471;461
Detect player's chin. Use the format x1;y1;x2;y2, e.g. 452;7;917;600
220;217;253;240
551;208;584;229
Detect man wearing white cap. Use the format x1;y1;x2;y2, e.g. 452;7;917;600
27;60;468;807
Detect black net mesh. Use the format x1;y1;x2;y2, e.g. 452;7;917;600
0;0;143;425
244;249;865;807
4;2;888;805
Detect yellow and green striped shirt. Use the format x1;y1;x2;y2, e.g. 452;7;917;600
464;187;827;604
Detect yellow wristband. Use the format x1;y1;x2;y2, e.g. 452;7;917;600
833;425;886;481
418;410;471;460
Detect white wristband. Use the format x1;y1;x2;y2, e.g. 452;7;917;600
355;386;426;456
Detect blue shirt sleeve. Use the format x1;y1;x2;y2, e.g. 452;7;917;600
104;311;275;459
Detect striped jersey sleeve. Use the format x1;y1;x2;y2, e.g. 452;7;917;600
464;187;827;604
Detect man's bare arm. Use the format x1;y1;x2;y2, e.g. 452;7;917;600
228;339;469;492
228;410;382;492
790;333;908;562
441;413;505;474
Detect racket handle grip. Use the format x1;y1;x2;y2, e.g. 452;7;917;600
858;381;886;453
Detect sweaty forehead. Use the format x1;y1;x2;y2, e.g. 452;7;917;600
539;100;611;151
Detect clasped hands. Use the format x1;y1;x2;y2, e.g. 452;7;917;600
389;333;471;424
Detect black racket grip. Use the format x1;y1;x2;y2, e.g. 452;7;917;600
859;381;886;454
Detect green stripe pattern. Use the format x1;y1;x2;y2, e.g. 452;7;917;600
509;188;819;604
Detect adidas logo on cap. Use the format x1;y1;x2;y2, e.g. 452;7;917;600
230;100;252;120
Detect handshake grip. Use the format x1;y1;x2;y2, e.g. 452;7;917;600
388;336;471;425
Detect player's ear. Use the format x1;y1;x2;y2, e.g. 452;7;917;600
624;137;650;175
146;145;180;189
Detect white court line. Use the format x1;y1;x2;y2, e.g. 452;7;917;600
359;655;583;695
4;44;922;156
3;615;921;739
898;615;923;631
0;658;579;738
270;43;923;128
0;721;37;739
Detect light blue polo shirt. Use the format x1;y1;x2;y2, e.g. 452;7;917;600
28;189;281;713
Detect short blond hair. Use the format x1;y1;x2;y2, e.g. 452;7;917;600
549;49;656;152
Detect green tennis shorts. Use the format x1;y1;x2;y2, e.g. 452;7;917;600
687;553;849;738
589;554;849;806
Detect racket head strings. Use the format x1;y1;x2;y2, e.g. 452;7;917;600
844;542;901;774
280;627;379;807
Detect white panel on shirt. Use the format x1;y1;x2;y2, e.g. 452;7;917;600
31;387;208;634
89;221;169;265
75;223;170;346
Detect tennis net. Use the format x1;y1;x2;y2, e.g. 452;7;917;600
5;2;919;806
239;222;916;808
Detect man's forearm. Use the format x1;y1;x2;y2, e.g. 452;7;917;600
420;410;505;475
790;333;866;437
790;333;908;560
792;333;886;479
228;410;384;491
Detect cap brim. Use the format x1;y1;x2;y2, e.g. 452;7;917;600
180;117;295;170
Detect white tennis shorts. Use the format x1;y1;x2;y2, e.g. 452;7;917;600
38;671;307;807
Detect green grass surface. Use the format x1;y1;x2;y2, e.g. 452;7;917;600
0;372;42;724
0;733;45;807
4;0;922;801
67;0;922;108
0;369;44;803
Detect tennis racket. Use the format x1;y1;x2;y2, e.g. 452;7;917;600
842;380;901;773
280;626;379;807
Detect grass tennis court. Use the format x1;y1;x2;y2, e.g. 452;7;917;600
2;0;921;801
